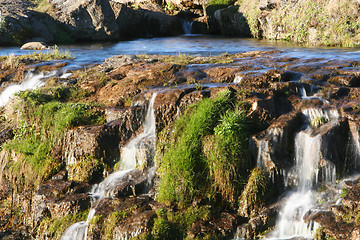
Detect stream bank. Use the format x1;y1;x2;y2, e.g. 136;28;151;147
1;0;360;47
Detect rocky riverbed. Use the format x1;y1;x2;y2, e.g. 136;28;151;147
0;49;359;239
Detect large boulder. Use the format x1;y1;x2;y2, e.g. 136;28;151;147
49;0;120;40
214;6;251;36
48;0;182;41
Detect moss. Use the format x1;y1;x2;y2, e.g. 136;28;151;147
157;89;235;206
238;167;267;217
149;207;210;240
3;88;105;192
38;210;89;239
88;215;104;238
103;209;131;240
68;156;104;183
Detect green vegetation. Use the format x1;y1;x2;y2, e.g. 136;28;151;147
0;48;72;70
157;89;251;207
133;206;211;240
206;0;236;16
3;87;104;191
68;156;104;183
310;116;329;128
104;210;131;239
236;0;261;37
38;210;89;239
236;0;360;46
238;167;267;217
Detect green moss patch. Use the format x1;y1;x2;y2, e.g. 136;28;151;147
3;88;105;191
157;89;252;207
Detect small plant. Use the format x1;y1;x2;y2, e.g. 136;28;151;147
238;167;267;217
310;116;329;128
339;188;348;198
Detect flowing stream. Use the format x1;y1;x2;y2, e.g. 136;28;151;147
268;100;340;239
60;92;157;240
0;70;58;107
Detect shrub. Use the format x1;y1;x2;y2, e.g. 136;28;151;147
204;110;250;205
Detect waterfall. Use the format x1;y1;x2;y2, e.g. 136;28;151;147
182;20;193;35
0;70;57;107
270;108;339;239
61;92;158;240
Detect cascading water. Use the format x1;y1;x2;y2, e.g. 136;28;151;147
0;70;57;107
181;20;193;35
61;92;158;240
270;108;339;239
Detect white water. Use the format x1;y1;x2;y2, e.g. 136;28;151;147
0;70;57;107
181;20;193;35
61;92;158;240
270;109;339;239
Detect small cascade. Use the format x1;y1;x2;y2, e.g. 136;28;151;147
270;108;339;239
181;20;193;35
345;122;360;173
298;86;308;98
0;70;57;107
255;127;285;171
61;92;158;240
233;75;243;84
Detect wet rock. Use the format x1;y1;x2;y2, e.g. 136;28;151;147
310;210;353;239
113;210;156;239
110;169;150;198
313;118;350;174
235;223;254;239
329;75;360;87
251;112;303;182
32;179;90;227
87;195;156;239
62;106;146;180
153;87;201;131
330;87;350;99
20;42;51;50
188;212;239;239
141;8;183;36
0;128;14;146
